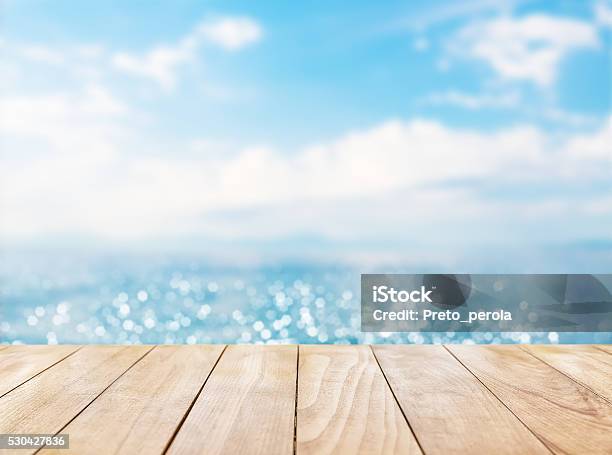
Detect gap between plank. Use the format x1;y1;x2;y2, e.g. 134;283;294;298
518;345;612;406
162;344;228;455
369;345;425;455
442;345;555;455
593;345;612;356
0;345;83;400
33;345;157;454
293;345;299;455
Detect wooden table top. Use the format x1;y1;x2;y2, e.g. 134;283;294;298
0;344;611;454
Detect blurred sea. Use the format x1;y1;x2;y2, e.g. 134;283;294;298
1;252;610;345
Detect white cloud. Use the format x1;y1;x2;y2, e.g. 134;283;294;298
1;13;609;256
1;109;611;243
542;108;600;127
1;84;128;150
197;17;262;51
563;116;612;163
3;17;262;92
0;85;130;239
1;41;107;83
112;16;262;89
422;91;601;126
423;90;520;109
394;0;517;31
585;195;612;215
112;43;193;90
595;0;612;27
19;45;66;65
452;14;599;86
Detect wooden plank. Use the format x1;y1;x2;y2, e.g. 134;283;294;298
523;345;612;402
595;344;612;355
373;345;549;454
297;345;421;454
448;345;612;454
167;344;297;455
39;345;225;455
0;345;80;397
0;345;151;454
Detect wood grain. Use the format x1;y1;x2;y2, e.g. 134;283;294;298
0;344;610;454
297;345;421;454
448;344;612;454
0;345;151;454
523;344;612;402
595;344;612;355
0;345;79;397
39;345;225;455
167;344;297;455
373;345;549;454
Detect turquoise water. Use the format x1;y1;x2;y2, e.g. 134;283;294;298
1;253;610;345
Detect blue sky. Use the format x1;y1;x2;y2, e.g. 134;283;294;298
1;0;611;268
4;0;610;144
